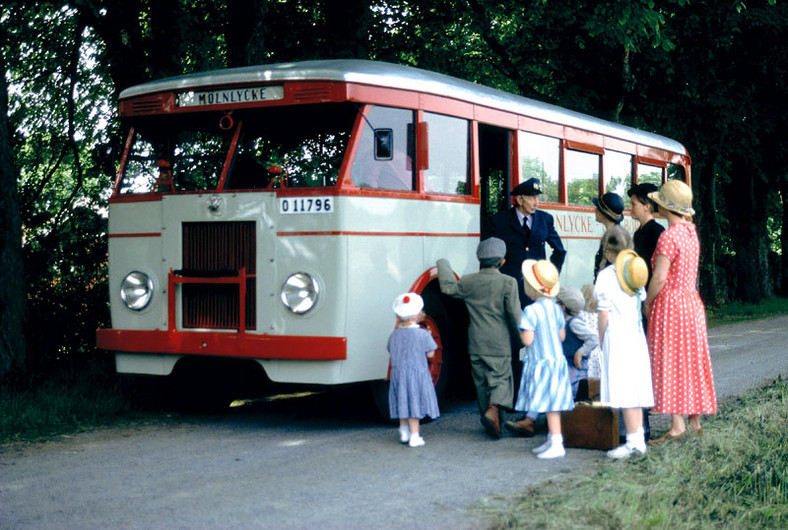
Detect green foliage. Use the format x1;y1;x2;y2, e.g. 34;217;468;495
3;4;115;376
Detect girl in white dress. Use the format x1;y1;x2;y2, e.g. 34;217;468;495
594;225;654;459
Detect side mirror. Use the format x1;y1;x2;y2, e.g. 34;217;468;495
374;129;393;160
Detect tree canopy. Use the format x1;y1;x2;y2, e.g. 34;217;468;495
1;0;786;378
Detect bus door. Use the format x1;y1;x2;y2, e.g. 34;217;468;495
478;124;512;236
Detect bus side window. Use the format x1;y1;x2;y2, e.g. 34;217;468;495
668;163;686;182
604;151;633;197
565;149;601;206
423;112;470;195
351;106;414;191
518;131;560;203
637;163;663;186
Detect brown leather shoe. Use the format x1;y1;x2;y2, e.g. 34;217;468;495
504;416;535;437
648;430;688;446
481;405;501;439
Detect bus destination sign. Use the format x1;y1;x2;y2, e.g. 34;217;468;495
177;85;284;107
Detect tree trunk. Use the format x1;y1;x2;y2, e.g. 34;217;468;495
727;155;773;304
695;158;726;307
777;181;788;297
0;44;26;378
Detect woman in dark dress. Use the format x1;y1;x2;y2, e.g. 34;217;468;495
627;183;664;288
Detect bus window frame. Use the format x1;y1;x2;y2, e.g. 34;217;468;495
635;156;667;186
562;139;604;207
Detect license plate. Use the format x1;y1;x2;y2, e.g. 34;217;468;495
279;197;334;214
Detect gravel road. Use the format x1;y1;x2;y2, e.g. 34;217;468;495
2;315;788;530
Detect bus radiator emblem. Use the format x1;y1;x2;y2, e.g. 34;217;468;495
207;195;223;213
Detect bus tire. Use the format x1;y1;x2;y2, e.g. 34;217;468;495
420;283;453;400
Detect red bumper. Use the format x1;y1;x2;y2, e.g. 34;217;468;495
96;329;347;361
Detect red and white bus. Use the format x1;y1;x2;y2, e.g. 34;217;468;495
96;59;690;408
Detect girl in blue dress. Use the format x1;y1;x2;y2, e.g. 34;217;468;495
515;260;574;459
388;293;440;447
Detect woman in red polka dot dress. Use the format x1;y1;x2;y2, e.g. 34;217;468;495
644;180;716;445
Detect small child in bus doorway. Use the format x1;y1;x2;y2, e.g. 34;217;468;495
515;260;574;459
436;237;522;439
579;285;603;380
388;293;441;447
594;225;654;459
555;286;594;398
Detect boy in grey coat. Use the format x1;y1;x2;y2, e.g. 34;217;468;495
437;237;522;439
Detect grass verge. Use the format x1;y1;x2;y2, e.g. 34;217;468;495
706;296;788;326
479;376;788;529
0;367;160;444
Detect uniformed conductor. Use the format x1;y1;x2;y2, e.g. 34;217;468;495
484;178;566;308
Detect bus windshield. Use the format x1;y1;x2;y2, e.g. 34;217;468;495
117;102;357;194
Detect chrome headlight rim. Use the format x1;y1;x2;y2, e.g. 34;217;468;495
120;271;154;311
280;272;320;315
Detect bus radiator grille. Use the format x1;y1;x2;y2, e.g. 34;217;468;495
181;221;257;330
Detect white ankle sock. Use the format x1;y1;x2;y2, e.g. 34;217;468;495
626;428;646;451
399;426;410;443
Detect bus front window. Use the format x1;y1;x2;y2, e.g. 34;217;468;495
117;103;356;194
231;103;355;189
119;125;230;194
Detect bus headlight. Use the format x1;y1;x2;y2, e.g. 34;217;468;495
280;273;319;314
120;271;154;311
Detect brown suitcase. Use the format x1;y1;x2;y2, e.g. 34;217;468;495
561;401;619;450
575;378;600;402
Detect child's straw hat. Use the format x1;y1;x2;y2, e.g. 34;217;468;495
615;249;648;296
521;259;560;298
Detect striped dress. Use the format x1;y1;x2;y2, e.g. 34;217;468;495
515;297;574;414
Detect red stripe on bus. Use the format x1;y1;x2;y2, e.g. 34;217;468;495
108;232;162;238
277;231;481;237
96;329;346;361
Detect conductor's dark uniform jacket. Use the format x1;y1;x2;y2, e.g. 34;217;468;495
484;208;566;307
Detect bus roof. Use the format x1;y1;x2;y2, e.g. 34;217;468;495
119;59;687;156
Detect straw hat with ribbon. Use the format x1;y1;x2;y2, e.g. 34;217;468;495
648;180;695;217
521;259;560;298
615;249;649;296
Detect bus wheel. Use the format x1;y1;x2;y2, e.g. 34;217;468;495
420;283;456;400
420;313;444;389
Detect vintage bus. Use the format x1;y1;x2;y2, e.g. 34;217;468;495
95;59;690;409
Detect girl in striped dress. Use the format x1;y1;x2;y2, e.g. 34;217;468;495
515;259;574;459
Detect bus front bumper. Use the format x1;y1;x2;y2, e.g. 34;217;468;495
96;329;347;361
